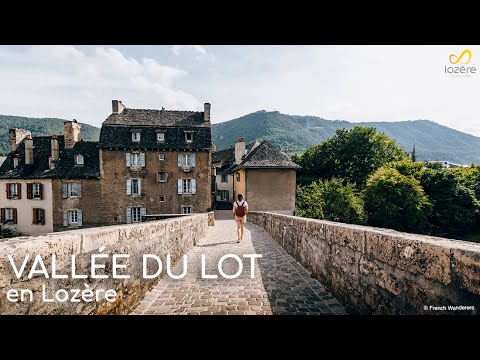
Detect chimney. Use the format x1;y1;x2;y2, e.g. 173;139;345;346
64;120;81;149
235;137;246;165
25;136;34;165
51;135;59;164
204;103;211;122
212;143;217;152
112;100;125;114
9;128;31;152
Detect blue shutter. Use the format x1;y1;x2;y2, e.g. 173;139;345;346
62;183;68;199
178;179;183;194
126;153;131;167
63;211;68;226
177;154;182;166
77;183;82;199
126;208;132;224
141;208;146;221
138;179;142;195
191;154;196;167
191;179;197;194
226;190;229;201
140;153;146;167
77;211;83;227
126;179;132;196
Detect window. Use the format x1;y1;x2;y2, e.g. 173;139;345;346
13;158;19;169
126;207;145;223
27;183;43;200
126;153;145;168
127;179;141;196
181;206;192;214
157;172;168;183
75;154;84;165
236;173;241;182
32;208;45;225
159;153;165;161
219;190;229;201
6;183;21;199
185;132;193;143
63;210;83;227
177;179;197;195
4;208;16;223
159;196;165;203
177;154;196;167
132;132;141;142
62;182;82;199
221;174;228;183
157;132;165;142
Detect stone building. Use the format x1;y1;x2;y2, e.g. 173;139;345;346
99;100;213;224
0;121;101;235
223;137;300;215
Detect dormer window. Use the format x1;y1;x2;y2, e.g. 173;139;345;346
157;132;165;142
185;131;193;143
75;154;84;166
132;131;141;142
13;158;19;169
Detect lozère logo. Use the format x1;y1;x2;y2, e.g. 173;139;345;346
445;49;476;77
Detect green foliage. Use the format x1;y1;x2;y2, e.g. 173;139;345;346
411;145;416;162
0;223;24;239
297;126;406;186
212;110;480;164
0;115;100;155
295;178;365;224
364;168;431;233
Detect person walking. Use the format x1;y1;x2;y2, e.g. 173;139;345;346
233;193;248;243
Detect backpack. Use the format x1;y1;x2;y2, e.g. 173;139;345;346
235;201;246;217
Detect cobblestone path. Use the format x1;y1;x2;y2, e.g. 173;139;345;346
132;211;348;315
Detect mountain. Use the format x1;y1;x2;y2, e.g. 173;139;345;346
0;115;100;155
212;111;480;164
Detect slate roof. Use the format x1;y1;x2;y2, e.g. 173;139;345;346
212;142;257;164
100;108;212;151
227;140;301;172
0;136;100;179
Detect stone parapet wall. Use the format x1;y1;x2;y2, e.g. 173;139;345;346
0;214;209;315
248;212;480;315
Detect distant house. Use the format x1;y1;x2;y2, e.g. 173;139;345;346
0;122;101;235
212;137;300;215
426;160;466;168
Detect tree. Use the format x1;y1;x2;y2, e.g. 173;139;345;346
411;145;416;162
295;178;365;224
364;168;431;233
298;126;407;187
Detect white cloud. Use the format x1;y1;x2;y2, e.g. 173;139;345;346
0;46;201;126
172;45;215;63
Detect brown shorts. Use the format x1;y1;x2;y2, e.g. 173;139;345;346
235;216;246;224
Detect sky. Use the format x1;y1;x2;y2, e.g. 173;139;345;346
0;45;479;136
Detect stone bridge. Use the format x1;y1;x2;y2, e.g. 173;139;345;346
1;211;479;315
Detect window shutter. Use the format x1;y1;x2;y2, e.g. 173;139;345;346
1;208;5;223
191;154;196;167
17;183;22;199
126;208;132;224
157;172;160;182
225;175;228;183
6;184;10;200
178;179;183;194
77;183;82;199
138;179;142;195
140;153;146;167
226;190;229;201
191;179;197;194
13;208;17;224
126;179;132;196
62;183;68;199
41;209;45;225
126;153;131;167
177;154;182;166
39;184;43;200
141;208;146;220
63;211;68;227
27;184;33;199
32;208;37;224
78;211;83;227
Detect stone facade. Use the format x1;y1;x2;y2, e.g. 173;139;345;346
9;128;31;152
0;214;210;315
99;149;211;225
247;211;480;315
